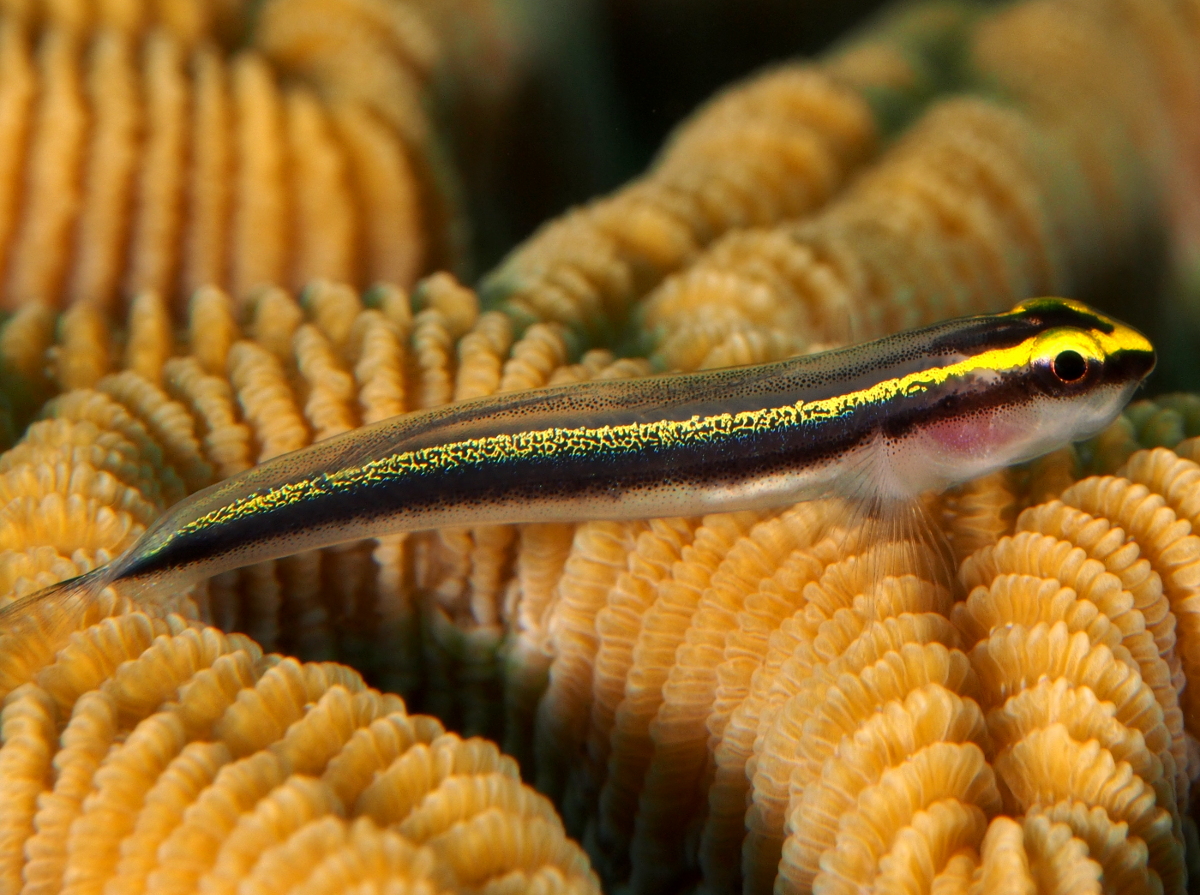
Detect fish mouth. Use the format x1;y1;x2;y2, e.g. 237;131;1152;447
1098;316;1155;385
1117;346;1156;383
1104;341;1156;385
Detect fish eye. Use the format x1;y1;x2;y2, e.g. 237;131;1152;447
1052;349;1087;383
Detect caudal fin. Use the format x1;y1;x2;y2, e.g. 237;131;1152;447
0;566;120;652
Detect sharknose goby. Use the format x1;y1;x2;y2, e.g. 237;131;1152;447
2;297;1156;633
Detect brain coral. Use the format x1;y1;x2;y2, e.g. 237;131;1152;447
0;608;601;895
1;0;1200;892
476;0;975;344
0;0;479;315
4;284;1200;894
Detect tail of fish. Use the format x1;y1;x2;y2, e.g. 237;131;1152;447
0;565;120;646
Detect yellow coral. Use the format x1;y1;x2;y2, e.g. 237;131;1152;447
480;56;879;342
0;0;1197;891
0;589;600;895
0;0;476;317
634;95;1074;371
18;296;1193;893
0;279;659;710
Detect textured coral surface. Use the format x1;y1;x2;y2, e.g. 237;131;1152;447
0;0;469;316
2;0;1200;892
0;606;601;895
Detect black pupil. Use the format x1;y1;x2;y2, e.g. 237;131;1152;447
1053;349;1087;382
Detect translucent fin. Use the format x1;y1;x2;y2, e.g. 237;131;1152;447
0;565;116;644
826;449;958;629
819;289;866;352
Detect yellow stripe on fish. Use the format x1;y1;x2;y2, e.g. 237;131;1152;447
3;297;1155;626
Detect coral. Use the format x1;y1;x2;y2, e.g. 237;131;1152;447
0;0;243;47
0;277;654;713
0;0;476;316
968;0;1200;296
0;603;600;895
477;0;1023;350
630;95;1075;371
939;446;1200;895
476;0;991;345
0;0;1199;892
508;425;1200;895
12;366;1200;893
618;0;1189;373
478;56;877;344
